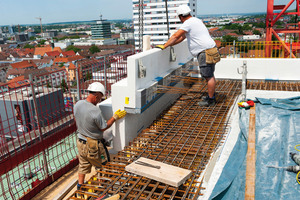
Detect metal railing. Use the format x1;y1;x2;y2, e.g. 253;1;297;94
219;41;300;58
0;50;133;200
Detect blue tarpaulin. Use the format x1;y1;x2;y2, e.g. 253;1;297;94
209;96;300;200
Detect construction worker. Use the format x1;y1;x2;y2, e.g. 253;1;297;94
156;5;217;106
74;82;126;190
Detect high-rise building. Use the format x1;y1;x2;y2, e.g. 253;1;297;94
91;15;112;39
132;0;197;50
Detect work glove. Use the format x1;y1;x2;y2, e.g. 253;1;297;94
113;109;127;120
155;44;166;50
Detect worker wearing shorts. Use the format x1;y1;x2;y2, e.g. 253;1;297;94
156;5;218;106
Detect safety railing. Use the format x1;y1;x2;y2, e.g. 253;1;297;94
219;41;300;58
0;50;133;200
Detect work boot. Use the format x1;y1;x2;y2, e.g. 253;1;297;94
201;93;215;100
198;97;216;106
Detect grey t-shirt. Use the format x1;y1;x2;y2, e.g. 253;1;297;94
74;100;107;140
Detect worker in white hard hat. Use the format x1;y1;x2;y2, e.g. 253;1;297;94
156;4;219;106
73;82;126;190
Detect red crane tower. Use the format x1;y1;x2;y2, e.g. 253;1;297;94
266;0;300;57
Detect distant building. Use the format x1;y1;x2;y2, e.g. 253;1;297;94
54;41;72;49
0;87;66;139
15;33;29;42
132;0;197;50
41;30;58;38
242;35;261;41
91;17;112;39
0;28;4;44
8;25;14;34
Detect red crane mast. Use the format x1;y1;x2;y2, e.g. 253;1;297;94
266;0;300;57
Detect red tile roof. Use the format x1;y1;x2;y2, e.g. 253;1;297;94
53;55;84;64
44;50;60;57
60;50;76;57
68;63;76;70
209;27;219;32
7;76;30;89
34;46;52;56
10;60;38;69
53;47;62;53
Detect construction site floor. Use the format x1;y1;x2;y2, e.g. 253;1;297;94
34;80;300;200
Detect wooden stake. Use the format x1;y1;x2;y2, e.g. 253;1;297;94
245;104;256;200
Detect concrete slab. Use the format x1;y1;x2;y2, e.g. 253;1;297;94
125;157;192;187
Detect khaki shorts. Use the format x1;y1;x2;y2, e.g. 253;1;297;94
77;139;108;174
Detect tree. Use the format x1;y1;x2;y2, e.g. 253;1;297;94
24;44;34;49
253;29;261;36
60;79;68;93
29;36;36;40
222;35;238;43
89;45;100;54
85;71;92;81
66;45;81;53
39;39;46;45
59;62;65;68
47;81;52;88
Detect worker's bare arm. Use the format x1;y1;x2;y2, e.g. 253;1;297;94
99;117;115;132
164;29;186;48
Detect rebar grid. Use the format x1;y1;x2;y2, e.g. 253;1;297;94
68;80;300;200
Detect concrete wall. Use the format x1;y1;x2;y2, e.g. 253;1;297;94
109;44;300;151
215;58;300;80
111;41;193;151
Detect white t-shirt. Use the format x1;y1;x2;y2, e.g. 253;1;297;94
180;17;216;56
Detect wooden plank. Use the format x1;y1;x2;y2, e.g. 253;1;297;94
125;157;192;187
245;104;256;200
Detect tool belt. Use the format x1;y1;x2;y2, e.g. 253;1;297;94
205;47;221;64
82;137;110;162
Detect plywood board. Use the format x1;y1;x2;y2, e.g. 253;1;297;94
125;157;192;187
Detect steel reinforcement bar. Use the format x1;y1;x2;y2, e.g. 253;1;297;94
67;80;300;200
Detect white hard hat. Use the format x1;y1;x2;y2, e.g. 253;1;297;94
177;5;191;16
87;82;105;95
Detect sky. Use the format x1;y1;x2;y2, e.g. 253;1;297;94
0;0;292;26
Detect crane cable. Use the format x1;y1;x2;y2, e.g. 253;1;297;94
164;0;170;39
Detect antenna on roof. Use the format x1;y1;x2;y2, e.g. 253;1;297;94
100;14;102;21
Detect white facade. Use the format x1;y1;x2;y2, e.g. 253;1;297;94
132;0;197;50
54;41;72;49
242;35;261;41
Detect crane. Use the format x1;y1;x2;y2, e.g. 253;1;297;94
35;17;43;33
266;0;300;58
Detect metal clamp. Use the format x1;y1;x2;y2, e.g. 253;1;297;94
237;61;248;101
170;46;176;62
138;59;146;78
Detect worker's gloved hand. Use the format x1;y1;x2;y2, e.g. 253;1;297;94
113;109;127;120
155;44;166;50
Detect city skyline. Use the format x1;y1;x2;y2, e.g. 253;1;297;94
0;0;291;26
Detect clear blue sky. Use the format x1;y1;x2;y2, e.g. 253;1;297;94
0;0;290;26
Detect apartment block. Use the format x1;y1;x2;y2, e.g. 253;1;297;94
132;0;197;50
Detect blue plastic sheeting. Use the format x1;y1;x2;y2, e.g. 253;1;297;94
209;96;300;200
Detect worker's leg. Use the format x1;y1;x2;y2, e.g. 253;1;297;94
78;173;85;184
198;64;216;106
206;76;216;98
77;139;92;186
